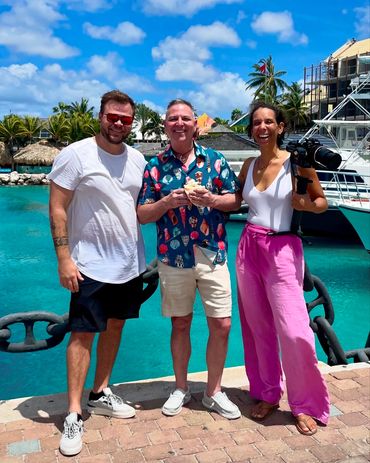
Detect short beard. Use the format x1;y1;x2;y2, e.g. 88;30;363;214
100;126;127;145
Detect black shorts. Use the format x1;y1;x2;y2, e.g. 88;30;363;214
69;273;144;332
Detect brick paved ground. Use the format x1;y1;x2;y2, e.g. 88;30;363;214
0;365;369;463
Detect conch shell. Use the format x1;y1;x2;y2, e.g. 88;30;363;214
184;178;199;192
184;179;206;206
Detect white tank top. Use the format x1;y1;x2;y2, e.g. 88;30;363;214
242;157;293;232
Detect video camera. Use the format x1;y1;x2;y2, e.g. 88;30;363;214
286;138;342;171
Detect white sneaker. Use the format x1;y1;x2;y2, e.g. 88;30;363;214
87;387;136;418
202;391;241;420
59;412;84;456
162;388;191;416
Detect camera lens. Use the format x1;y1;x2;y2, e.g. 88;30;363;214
313;146;342;171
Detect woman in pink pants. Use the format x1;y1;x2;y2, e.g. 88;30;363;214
236;102;330;435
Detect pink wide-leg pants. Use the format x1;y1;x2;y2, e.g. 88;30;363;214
236;222;330;424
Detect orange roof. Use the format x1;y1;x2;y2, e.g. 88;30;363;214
196;113;215;134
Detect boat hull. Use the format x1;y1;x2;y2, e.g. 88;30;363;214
338;203;370;252
301;206;362;238
229;205;361;240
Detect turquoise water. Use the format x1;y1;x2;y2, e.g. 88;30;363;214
0;186;369;400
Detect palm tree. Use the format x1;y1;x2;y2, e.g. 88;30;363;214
52;102;71;115
214;117;229;126
47;114;70;145
53;98;94;118
69;98;95;117
231;108;243;122
246;56;289;103
134;103;155;141
282;82;310;132
125;132;136;146
67;114;98;143
19;116;44;144
0;115;24;170
145;111;164;140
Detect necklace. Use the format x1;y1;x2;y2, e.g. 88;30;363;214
256;154;279;173
174;146;194;164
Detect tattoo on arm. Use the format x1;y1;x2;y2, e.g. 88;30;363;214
53;236;69;247
50;218;69;248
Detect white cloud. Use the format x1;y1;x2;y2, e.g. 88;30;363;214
84;52;154;92
0;59;153;118
64;0;113;12
85;52;154;92
5;63;38;79
115;74;154;93
354;5;370;39
188;72;253;118
142;100;165;115
86;53;123;79
153;36;212;61
185;22;240;45
142;0;242;17
0;62;104;116
0;0;79;58
153;21;240;61
251;11;308;46
156;59;218;82
83;21;146;46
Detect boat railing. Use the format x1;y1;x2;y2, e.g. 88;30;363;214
228;161;370;206
318;170;370;206
228;161;243;175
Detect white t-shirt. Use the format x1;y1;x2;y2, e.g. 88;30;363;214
48;137;147;284
242;157;294;232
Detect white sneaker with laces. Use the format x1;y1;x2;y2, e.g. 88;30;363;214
87;387;136;418
59;412;84;456
202;391;241;419
162;388;191;416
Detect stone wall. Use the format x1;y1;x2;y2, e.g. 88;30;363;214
0;172;50;185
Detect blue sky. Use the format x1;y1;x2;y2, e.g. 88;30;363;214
0;0;369;120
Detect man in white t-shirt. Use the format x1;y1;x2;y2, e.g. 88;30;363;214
48;90;147;457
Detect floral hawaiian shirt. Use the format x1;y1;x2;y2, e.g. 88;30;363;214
139;143;239;268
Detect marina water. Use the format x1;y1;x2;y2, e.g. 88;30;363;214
0;186;369;401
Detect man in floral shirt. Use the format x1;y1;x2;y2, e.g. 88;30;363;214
138;99;241;420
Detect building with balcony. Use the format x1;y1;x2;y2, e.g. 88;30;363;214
303;38;370;120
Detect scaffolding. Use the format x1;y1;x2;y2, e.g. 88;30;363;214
302;73;370;169
303;52;370;120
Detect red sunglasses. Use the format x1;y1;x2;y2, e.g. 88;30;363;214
105;113;134;125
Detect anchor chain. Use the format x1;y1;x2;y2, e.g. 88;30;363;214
304;273;370;365
2;263;369;364
0;312;69;353
0;259;159;353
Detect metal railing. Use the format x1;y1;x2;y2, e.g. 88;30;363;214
228;161;370;207
318;170;370;206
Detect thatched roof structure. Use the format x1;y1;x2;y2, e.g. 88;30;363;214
208;124;233;133
13;140;62;166
0;142;12;166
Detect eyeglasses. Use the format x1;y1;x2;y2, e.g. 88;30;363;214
105;113;134;125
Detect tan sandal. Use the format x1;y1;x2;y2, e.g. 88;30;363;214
295;414;317;436
250;401;279;420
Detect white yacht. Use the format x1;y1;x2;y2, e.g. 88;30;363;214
228;72;370;240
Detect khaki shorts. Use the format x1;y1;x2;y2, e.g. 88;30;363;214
158;246;232;318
